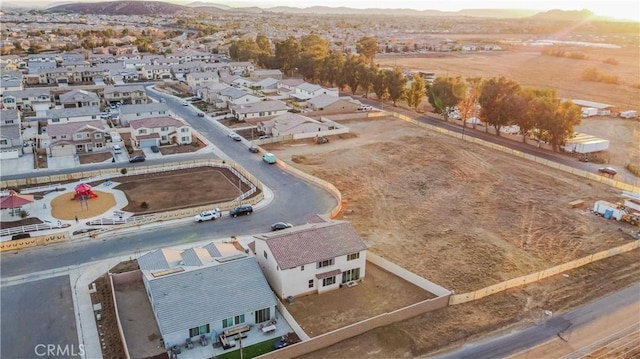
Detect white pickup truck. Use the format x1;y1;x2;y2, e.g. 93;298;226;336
194;208;221;222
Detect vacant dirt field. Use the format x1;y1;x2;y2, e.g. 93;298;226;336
113;167;252;214
376;45;640;111
575;117;640;172
265;116;640;357
286;264;435;337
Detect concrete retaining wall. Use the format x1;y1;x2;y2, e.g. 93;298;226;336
111;270;142;285
109;273;132;359
367;252;450;297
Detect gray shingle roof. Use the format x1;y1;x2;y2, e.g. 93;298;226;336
230;100;288;114
119;103;168;115
148;256;276;335
254;221;368;270
46;107;100;119
138;248;183;270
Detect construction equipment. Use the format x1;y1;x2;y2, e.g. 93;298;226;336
593;201;640;227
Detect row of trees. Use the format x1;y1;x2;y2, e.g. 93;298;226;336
428;76;582;151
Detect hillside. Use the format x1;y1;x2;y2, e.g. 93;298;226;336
47;1;187;15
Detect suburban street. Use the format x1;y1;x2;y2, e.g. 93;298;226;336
0;87;337;277
432;283;640;359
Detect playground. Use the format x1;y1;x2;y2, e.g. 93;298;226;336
50;189;116;221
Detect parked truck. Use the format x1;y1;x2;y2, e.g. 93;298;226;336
581;107;598;118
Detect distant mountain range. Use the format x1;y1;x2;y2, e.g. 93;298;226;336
3;0;620;21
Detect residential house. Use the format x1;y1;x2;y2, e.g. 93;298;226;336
2;89;52;112
0;55;27;70
252;78;279;91
250;70;282;81
277;78;305;98
218;87;262;108
306;95;362;114
230;100;289;122
227;61;255;75
103;85;147;105
137;243;277;349
196;82;230;106
140;64;172;80
252;220;367;299
0;109;24;159
45;107;102;124
59;89;100;108
292;83;339;101
0;73;23;98
129;116;192;148
258;113;331;137
47;120;107;156
186;71;219;90
119;103;169;126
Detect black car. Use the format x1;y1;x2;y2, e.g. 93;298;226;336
598;167;617;176
230;204;253;217
150;146;159;153
271;222;293;231
129;156;146;163
248;146;259;153
197;112;205;117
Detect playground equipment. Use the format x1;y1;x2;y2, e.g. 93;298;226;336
73;183;98;200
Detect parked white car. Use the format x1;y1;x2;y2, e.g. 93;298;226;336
194;208;221;222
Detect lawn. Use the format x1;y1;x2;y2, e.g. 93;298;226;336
217;338;281;359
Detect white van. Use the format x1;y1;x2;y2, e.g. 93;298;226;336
113;144;122;154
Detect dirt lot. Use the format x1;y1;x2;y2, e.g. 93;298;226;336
113;167;254;214
376;45;640;110
79;152;112;164
264;115;640;357
286;264;435;336
158;137;205;155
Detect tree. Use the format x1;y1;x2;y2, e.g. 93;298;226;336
275;37;301;77
405;74;426;109
518;88;555;142
457;77;482;128
537;100;582;152
358;65;376;98
341;55;365;94
478;76;520;135
121;28;129;36
372;69;388;103
319;51;345;87
297;34;329;82
428;76;466;121
356;36;379;65
385;68;407;106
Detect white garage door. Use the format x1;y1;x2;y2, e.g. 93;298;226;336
139;139;157;148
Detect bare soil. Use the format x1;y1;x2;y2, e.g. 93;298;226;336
90;274;127;359
0;217;43;229
158;137;204;155
265;116;640;358
79;152;113;164
113;167;255;214
285;264;435;337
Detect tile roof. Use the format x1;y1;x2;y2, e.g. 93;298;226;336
103;85;145;94
254;221;367;270
47;120;106;137
147;256;276;335
129;116;187;130
46;107;101;119
59;89;99;103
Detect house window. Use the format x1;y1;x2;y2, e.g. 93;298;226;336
91;116;96;119
161;136;167;141
4;120;14;124
94;133;102;139
0;139;7;145
181;136;189;142
301;265;304;271
317;259;333;268
342;268;361;283
60;135;68;139
75;134;83;139
181;128;189;132
160;111;166;115
263;250;267;259
347;253;360;261
76;144;83;151
322;276;336;287
222;318;233;328
51;136;57;140
235;314;245;325
51;118;60;123
161;127;168;131
136;113;141;116
95;143;103;148
308;279;313;288
139;129;147;134
254;308;271;323
188;324;210;338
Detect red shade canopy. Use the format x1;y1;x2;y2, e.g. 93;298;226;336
0;190;34;209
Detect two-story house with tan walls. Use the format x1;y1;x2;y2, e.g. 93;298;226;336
252;220;368;299
129;116;192;148
103;85;147;105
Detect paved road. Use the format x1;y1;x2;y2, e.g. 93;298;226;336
0;89;336;277
1;276;79;359
430;283;640;359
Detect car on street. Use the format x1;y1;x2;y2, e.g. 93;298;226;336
150;145;159;153
229;133;242;141
159;98;166;103
258;135;270;140
182;101;189;106
262;153;276;164
230;204;253;217
248;146;259;153
197;112;205;117
129;156;146;163
271;222;293;231
194;208;221;222
598;167;617;176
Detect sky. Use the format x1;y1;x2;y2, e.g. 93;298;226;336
11;0;640;21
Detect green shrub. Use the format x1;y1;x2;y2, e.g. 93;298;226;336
120;168;127;175
18;209;29;219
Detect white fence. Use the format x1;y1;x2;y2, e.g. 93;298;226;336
0;222;62;237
